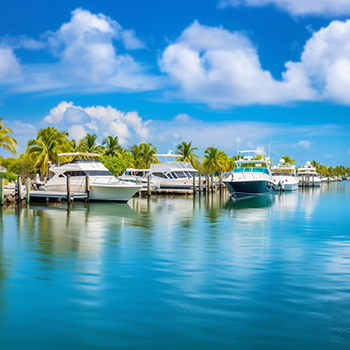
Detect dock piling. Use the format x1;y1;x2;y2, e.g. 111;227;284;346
147;175;151;196
193;172;196;195
199;173;202;195
67;175;71;205
0;177;4;206
85;174;90;202
26;177;30;203
17;175;22;204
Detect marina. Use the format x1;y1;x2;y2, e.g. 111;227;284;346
0;181;349;350
1;2;350;348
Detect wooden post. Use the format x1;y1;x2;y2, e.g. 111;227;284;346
85;174;90;202
147;175;151;196
67;175;71;205
192;172;196;195
302;174;305;187
17;175;22;204
312;174;315;187
211;173;214;193
199;173;202;195
206;175;210;194
0;177;4;206
26;177;30;203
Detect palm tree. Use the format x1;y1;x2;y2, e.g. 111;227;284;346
78;133;104;153
203;146;223;190
26;127;70;179
138;143;157;169
175;141;200;167
281;155;296;165
128;144;143;168
0;117;18;155
102;135;121;158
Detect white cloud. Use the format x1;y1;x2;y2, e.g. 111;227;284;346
174;113;191;123
159;21;316;106
0;47;22;80
121;29;146;49
68;124;86;141
256;145;266;154
160;19;350;106
1;35;45;50
44;101;77;123
1;8;160;94
43;101;151;145
294;140;312;149
218;0;350;16
247;140;255;149
299;19;350;104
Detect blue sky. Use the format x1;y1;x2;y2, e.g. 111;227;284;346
0;0;349;166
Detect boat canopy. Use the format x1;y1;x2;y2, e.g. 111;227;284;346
150;161;196;172
58;152;101;157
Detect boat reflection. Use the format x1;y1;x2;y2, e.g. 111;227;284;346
224;194;275;210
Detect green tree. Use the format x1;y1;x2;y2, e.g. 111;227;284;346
128;144;143;168
0;117;18;156
26;127;70;179
78;134;104;153
203;146;223;190
102;135;121;158
138;143;157;169
4;154;36;178
175;141;200;167
281;155;296;165
100;156;128;177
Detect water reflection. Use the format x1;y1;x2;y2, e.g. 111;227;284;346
0;184;349;350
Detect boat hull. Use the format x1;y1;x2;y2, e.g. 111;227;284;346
44;182;141;202
274;182;299;191
224;180;275;197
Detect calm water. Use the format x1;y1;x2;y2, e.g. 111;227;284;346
0;182;349;350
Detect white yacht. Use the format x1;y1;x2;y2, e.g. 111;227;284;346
223;150;275;197
148;153;203;190
45;152;142;202
297;161;321;187
118;168;160;189
271;159;299;191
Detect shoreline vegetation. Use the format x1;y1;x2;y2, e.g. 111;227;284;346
1;123;349;184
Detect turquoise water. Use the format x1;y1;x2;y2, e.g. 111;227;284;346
0;182;349;349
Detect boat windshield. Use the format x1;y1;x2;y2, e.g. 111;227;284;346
125;171;145;177
173;171;187;178
233;168;269;174
61;170;113;177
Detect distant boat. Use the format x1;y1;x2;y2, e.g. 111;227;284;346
271;159;298;191
118;168;160;189
148;151;205;190
223;150;275;197
297;161;321;187
45;152;142;202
